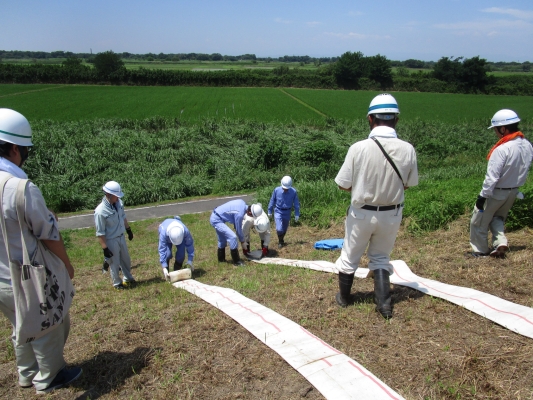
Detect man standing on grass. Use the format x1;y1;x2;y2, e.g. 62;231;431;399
0;108;82;394
470;109;533;258
267;176;300;249
94;181;136;290
334;94;418;319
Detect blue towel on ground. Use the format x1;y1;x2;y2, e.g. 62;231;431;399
314;239;344;250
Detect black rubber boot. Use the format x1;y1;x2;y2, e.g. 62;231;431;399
277;234;285;249
261;240;264;248
173;261;183;271
217;248;226;262
335;272;354;308
374;269;392;319
230;249;244;266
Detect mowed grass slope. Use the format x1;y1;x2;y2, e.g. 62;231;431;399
2;212;533;399
2;84;533;123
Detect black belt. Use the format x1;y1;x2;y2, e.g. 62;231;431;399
361;203;403;211
213;210;223;218
277;207;291;210
495;187;518;190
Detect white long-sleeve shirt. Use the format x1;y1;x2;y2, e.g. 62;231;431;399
481;136;533;198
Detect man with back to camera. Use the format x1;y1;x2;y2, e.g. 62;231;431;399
470;109;533;258
94;181;136;290
158;216;195;280
0;108;82;394
334;94;418;319
210;200;263;266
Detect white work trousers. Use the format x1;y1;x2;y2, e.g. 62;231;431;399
0;278;69;391
470;188;518;254
106;235;134;287
335;206;402;275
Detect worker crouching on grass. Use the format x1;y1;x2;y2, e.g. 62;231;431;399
94;181;136;290
158;216;194;280
242;209;271;257
334;94;418;319
267;176;300;249
470;109;533;258
210;200;263;266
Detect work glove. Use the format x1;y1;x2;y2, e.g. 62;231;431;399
186;260;194;271
262;247;268;256
163;267;170;280
126;227;134;241
475;196;486;211
103;247;113;258
294;216;299;222
102;258;109;273
268;213;272;218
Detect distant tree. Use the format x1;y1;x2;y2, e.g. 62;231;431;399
367;54;393;89
62;57;83;68
404;59;425;69
433;56;490;92
333;51;368;89
93;50;125;79
210;53;223;61
523;62;531;72
395;66;410;77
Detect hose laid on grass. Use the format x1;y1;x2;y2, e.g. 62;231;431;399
174;279;404;400
253;258;533;339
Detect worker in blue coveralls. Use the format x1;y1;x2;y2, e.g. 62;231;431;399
158;216;194;280
210;200;263;266
268;176;300;249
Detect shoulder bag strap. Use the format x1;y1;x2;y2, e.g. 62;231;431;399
0;174;14;261
14;179;32;266
371;137;405;185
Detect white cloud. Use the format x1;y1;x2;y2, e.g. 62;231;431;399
348;11;364;16
274;17;292;24
307;21;322;27
434;19;532;34
324;31;390;40
482;7;533;20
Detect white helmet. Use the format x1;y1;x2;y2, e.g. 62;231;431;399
367;93;400;120
167;222;185;245
281;176;293;189
0;108;33;146
254;213;270;233
487;109;520;129
103;181;124;198
250;203;263;218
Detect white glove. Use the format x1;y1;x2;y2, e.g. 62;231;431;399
268;213;272;218
295;216;299;222
241;242;247;251
186;260;194;271
163;267;170;280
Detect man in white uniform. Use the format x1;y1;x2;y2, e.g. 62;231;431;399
242;211;271;257
470;109;533;258
0;108;82;394
94;181;136;289
334;94;418;319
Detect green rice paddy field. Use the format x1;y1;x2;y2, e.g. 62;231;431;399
1;84;533;123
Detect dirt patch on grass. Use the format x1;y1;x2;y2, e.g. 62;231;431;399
1;214;533;399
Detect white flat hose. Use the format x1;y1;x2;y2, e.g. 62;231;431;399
174;279;404;400
168;268;192;283
253;257;533;339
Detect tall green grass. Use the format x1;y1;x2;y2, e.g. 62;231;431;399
23;116;533;233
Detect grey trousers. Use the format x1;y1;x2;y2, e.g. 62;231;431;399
0;278;69;391
107;234;135;286
470;188;518;254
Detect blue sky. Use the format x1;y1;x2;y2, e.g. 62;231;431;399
1;0;532;62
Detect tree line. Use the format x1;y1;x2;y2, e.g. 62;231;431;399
1;50;532;95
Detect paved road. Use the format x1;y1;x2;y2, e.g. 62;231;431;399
58;194;255;231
